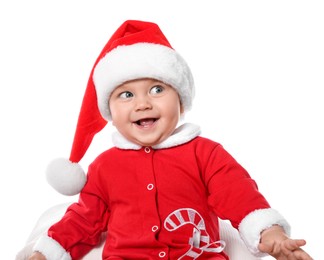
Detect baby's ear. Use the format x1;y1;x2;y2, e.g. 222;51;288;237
180;102;185;114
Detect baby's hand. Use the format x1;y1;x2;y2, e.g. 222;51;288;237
259;238;312;260
28;252;46;260
258;225;312;260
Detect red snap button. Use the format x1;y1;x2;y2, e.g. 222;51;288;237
147;183;154;190
152;225;159;232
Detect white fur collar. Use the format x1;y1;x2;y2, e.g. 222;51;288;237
112;123;201;150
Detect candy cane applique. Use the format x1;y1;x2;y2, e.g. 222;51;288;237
164;208;225;259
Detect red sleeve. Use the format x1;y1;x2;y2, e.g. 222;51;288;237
48;163;110;259
203;144;270;229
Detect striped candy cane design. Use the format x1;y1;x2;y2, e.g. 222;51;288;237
164;208;225;259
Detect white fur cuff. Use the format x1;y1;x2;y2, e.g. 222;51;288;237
238;208;291;257
33;234;71;260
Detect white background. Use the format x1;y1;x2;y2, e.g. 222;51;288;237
0;1;322;259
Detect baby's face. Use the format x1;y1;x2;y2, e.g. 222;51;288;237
109;78;183;147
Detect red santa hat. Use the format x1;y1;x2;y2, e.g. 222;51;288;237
46;20;195;195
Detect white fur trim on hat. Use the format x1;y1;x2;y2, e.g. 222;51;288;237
93;43;194;120
46;158;87;196
238;208;291;257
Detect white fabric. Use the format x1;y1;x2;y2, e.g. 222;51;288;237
112;123;201;150
33;235;71;260
46;158;86;196
16;203;262;260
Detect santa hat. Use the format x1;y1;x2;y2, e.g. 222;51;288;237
46;20;195;195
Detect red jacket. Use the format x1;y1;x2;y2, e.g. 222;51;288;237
35;124;289;259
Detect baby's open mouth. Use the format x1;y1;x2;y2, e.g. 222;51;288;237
135;118;157;127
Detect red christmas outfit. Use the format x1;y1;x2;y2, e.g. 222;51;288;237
35;124;290;259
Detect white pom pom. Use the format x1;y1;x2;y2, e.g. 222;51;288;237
46;158;87;196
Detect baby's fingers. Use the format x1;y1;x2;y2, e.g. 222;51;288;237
281;239;306;254
281;239;313;260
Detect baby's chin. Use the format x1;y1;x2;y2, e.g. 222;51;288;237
132;136;168;147
133;140;161;147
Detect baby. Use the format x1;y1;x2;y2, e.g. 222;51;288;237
29;20;312;260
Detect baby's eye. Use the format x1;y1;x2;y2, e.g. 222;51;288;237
119;91;133;99
150;85;164;95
